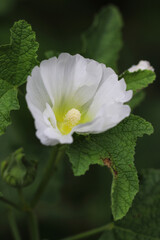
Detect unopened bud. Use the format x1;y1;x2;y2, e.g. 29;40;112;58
1;148;37;188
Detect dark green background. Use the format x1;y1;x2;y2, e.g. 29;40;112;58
0;0;159;239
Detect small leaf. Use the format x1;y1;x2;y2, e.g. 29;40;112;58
121;70;156;93
0;20;39;86
67;115;153;220
82;5;123;70
100;169;160;239
0;79;19;135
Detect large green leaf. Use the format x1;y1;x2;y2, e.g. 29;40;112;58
0;20;39;86
100;169;160;239
82;5;123;69
67;115;153;220
0;79;19;135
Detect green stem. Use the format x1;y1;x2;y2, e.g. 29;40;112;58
17;188;25;206
8;209;21;240
17;188;31;212
16;188;40;239
31;145;67;208
61;223;114;240
27;210;40;240
0;196;21;211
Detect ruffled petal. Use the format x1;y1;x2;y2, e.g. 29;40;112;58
39;53;103;108
76;103;131;134
26;66;51;119
87;66;132;116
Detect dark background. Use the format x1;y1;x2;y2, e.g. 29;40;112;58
0;0;159;239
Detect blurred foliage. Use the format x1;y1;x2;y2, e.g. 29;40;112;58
0;0;159;239
82;5;123;70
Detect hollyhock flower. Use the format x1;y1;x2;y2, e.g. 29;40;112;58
128;60;154;72
26;53;132;146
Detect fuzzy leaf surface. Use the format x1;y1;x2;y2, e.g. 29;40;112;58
100;169;160;239
0;20;39;86
82;5;123;69
67;115;153;220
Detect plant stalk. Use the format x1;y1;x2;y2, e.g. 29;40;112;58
0;196;21;211
60;222;114;240
31;144;67;208
8;209;21;240
27;210;40;240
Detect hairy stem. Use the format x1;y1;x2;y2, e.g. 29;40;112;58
31;144;67;208
61;223;114;240
27;210;40;240
8;209;21;240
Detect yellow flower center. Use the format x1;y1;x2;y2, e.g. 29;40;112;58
58;108;81;135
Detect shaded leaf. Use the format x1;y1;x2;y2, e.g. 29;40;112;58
100;169;160;239
82;5;123;69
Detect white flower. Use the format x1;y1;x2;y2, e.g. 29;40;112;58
26;53;132;146
128;60;154;72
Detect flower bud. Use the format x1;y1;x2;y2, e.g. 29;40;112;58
1;148;37;188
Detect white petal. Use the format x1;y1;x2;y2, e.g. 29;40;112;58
26;66;51;119
36;127;73;146
36;103;73;146
76;103;131;134
39;53;102;107
87;67;132;116
43;103;57;128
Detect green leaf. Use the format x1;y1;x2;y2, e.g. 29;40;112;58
121;70;156;93
0;20;39;86
0;20;39;134
100;169;160;239
82;5;123;69
67;115;153;220
0;79;19;135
